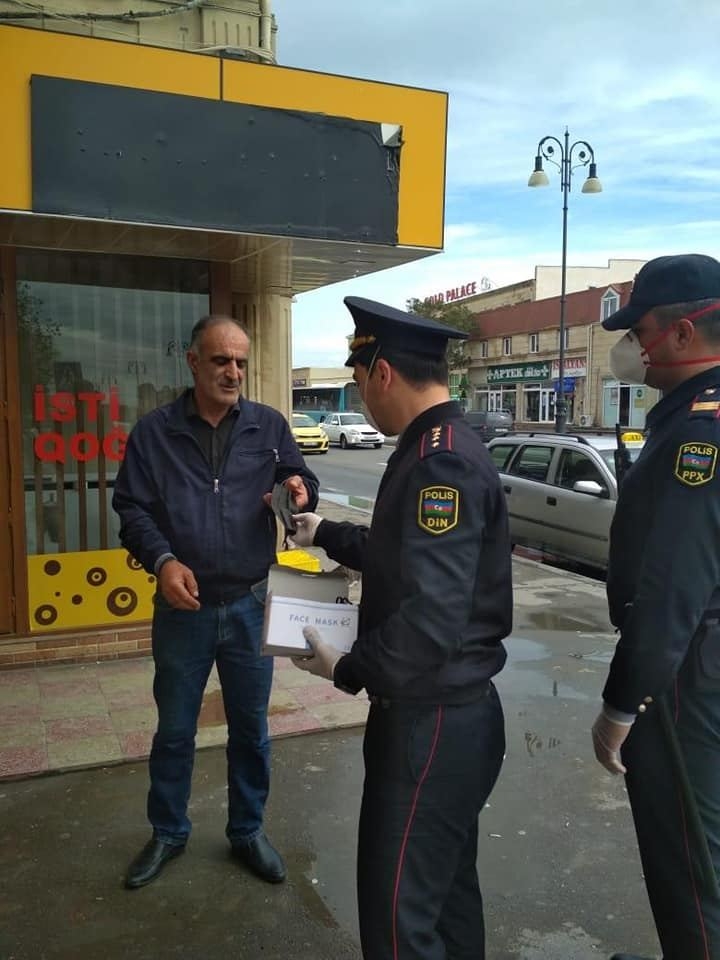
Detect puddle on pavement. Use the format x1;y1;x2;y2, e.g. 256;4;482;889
506;635;552;662
199;689;302;725
500;636;593;702
524;610;605;632
568;649;614;664
267;702;300;716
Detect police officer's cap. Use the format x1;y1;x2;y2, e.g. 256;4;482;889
344;296;468;367
603;254;720;331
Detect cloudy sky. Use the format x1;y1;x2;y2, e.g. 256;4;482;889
273;0;720;367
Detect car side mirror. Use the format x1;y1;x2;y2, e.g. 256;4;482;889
573;479;609;498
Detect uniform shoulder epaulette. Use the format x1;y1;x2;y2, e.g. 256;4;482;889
418;423;454;459
689;385;720;419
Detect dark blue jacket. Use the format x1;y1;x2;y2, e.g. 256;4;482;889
113;391;319;603
604;367;720;714
318;401;511;703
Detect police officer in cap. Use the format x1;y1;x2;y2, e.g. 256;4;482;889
592;254;720;960
289;296;512;959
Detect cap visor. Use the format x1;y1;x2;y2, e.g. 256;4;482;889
601;302;643;331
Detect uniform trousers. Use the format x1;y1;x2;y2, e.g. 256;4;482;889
358;685;505;960
622;676;720;960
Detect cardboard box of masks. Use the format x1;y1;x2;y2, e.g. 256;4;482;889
261;563;358;657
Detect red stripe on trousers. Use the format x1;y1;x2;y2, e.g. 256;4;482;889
391;705;444;960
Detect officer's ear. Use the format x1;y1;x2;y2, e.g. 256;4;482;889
675;317;696;348
375;358;393;389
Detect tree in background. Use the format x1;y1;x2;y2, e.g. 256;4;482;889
406;297;475;371
17;283;62;393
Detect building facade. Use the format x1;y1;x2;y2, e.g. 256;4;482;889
467;281;659;430
0;18;448;664
0;0;278;60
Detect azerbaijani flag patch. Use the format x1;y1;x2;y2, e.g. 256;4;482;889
674;442;719;487
417;485;459;535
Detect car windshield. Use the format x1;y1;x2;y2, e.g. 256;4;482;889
292;414;317;428
340;414;367;425
598;444;644;477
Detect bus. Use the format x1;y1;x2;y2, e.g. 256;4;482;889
292;381;362;422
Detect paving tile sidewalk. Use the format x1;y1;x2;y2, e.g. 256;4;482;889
0;498;372;782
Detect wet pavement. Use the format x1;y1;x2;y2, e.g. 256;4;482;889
0;510;662;959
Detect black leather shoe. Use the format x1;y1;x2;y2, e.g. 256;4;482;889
232;833;286;883
610;954;656;959
124;837;186;889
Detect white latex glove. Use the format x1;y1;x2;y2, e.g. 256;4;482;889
592;710;632;775
287;512;323;548
291;626;341;681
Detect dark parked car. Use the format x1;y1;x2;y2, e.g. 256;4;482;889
465;410;514;442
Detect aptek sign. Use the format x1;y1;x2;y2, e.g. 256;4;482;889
487;362;550;384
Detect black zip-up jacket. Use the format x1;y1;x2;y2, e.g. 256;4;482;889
317;401;512;704
113;391;319;603
604;367;720;714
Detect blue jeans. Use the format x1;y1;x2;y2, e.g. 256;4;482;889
147;590;273;846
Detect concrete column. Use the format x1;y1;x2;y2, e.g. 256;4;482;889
233;292;293;416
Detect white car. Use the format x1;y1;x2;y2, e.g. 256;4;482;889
487;431;645;572
318;412;385;449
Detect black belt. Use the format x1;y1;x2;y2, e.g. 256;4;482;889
368;684;491;708
200;585;253;605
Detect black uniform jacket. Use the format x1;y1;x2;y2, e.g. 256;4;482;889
315;401;512;703
604;367;720;714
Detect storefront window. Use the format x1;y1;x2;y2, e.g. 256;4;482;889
523;383;556;423
17;251;210;556
474;387;516;416
601;379;647;429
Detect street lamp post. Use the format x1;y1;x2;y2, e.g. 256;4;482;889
528;128;602;433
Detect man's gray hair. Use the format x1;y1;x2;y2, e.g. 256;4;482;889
189;315;249;351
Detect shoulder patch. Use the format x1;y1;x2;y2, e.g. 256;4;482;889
674;441;719;486
689;386;720;418
419;423;454;459
417;485;459;535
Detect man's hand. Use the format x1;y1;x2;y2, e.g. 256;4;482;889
262;475;309;511
291;626;340;681
284;475;309;511
287;512;323;548
592;710;632;775
158;559;201;611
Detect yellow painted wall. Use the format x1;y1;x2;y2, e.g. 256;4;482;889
0;25;446;249
27;548;157;631
27;547;320;632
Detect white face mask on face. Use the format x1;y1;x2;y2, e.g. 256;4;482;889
608;331;649;384
609;303;720;385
